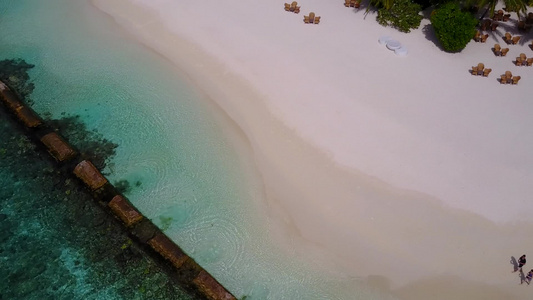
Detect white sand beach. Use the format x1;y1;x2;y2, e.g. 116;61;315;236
92;0;533;298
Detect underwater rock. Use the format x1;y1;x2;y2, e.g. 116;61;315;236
47;115;117;170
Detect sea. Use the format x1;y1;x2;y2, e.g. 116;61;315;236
0;0;394;299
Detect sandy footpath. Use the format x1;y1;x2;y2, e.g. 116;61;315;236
91;0;533;298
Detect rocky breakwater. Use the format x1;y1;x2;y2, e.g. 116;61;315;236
0;79;236;300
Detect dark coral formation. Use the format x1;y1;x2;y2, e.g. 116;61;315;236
46;114;118;170
0;59;35;104
0;59;199;299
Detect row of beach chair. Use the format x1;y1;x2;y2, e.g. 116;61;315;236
519;12;533;31
284;1;300;13
471;63;492;77
480;19;500;31
304;12;321;24
500;71;521;84
473;31;489;43
475;32;521;45
344;0;361;8
492;10;511;22
503;33;521;45
493;44;509;56
514;53;533;66
284;2;321;24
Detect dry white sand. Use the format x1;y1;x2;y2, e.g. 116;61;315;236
92;0;533;298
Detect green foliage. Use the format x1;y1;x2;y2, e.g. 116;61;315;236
120;239;133;250
0;59;35;104
114;179;131;194
502;0;528;18
159;216;173;231
377;0;423;32
430;3;478;52
370;0;395;10
467;0;528;20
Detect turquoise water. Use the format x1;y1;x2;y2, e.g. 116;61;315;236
0;0;395;298
0;103;196;299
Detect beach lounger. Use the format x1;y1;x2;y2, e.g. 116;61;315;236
501;48;509;56
471;66;478;75
517;21;528;32
473;31;481;42
344;0;361;8
503;32;512;44
291;1;300;13
284;1;300;13
491;22;499;31
285;2;299;13
503;14;511;22
511;36;521;44
480;19;491;31
527;58;533;66
512;76;521;84
515;57;523;66
304;12;319;24
493;43;501;56
493;10;503;21
505;71;513;83
480;34;488;43
482;68;492;77
500;74;507;84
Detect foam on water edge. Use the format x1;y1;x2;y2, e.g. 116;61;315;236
0;0;395;298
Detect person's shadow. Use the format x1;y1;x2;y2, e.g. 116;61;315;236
519;270;529;285
511;256;519;272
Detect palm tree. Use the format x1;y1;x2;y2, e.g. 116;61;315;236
367;0;395;10
469;0;528;20
503;0;528;19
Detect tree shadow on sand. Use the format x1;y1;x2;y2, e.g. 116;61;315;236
422;23;446;51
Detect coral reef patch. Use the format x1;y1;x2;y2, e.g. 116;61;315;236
0;59;199;299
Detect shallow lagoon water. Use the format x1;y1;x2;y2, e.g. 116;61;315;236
0;0;394;298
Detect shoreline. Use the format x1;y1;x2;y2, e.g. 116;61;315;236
91;0;533;298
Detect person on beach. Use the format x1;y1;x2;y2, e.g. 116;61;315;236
525;270;533;285
515;255;527;272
